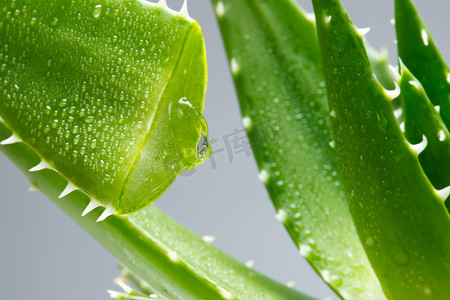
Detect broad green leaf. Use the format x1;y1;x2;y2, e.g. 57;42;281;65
0;0;211;217
312;0;450;298
399;63;450;206
211;0;385;298
0;121;315;300
394;0;450;129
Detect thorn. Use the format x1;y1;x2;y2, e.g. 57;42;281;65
408;80;421;89
421;29;429;46
168;250;179;262
329;141;335;148
242;116;251;129
356;27;370;37
275;209;287;223
29;160;52;172
0;116;4;123
324;15;331;24
215;1;225;17
330;110;336;118
202;235;215;243
390;18;395;25
393;107;403;119
436;186;450;200
245;260;254;268
388;64;401;81
28;185;38;192
149;294;159;299
230;57;240;75
82;198;102;216
97;206;115;222
114;277;132;293
286;281;295;288
1;133;21;145
409;135;427;155
258;169;269;183
384;81;400;100
435;105;441;113
399;122;405;132
179;0;190;19
107;290;121;299
58;182;78;199
305;12;315;23
439;130;446;141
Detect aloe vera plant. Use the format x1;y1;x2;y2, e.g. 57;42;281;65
1;0;450;299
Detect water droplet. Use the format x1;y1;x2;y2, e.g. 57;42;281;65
93;4;102;18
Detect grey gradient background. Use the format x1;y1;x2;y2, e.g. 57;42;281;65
1;1;449;299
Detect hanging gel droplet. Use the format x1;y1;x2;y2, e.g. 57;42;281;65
169;97;212;171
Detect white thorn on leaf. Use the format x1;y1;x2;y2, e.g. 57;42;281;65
388;64;401;81
215;1;225;17
242;116;251;129
158;0;167;7
439;130;446;141
408;80;421;89
394;107;403;119
436;186;450;200
421;29;429;46
399;122;405;133
58;182;78;199
107;290;121;299
218;288;234;300
82;198;102;216
384;81;400;100
29;160;52;172
329;141;335;148
409;135;427;155
435;105;441;113
179;0;191;20
275;209;287;223
202;235;215;243
356;27;370;37
286;281;295;288
114;277;132;293
324;15;331;24
306;12;315;23
28;185;38;192
330;110;336;118
390;18;395;25
0;116;4;123
97;206;115;222
168;250;179;262
1;133;21;145
149;294;159;299
299;244;312;257
447;73;450;84
230;58;240;75
245;260;254;268
258;169;269;183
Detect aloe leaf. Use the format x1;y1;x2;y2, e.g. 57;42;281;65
312;0;450;298
0;121;315;300
399;62;450;208
394;0;450;129
0;0;211;217
211;0;385;298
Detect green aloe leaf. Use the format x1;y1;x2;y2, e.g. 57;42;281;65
211;0;384;299
394;0;450;129
0;0;316;299
0;121;314;300
312;0;450;298
399;62;450;207
0;0;211;218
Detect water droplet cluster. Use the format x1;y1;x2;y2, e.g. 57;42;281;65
0;0;192;205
